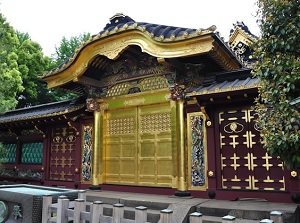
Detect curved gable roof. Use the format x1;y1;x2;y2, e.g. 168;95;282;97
41;13;242;91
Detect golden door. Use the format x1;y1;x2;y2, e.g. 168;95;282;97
104;103;174;187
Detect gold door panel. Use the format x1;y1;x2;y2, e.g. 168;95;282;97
104;103;173;187
104;108;137;185
138;104;173;187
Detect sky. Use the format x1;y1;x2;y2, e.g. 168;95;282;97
0;0;260;57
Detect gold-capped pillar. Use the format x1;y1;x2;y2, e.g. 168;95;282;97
86;98;104;190
170;84;191;197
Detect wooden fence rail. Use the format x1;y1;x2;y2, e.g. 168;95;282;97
42;192;284;223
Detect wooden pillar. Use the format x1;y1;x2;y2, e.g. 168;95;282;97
176;98;187;192
170;84;190;196
86;98;104;189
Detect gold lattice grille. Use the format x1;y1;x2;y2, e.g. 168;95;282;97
140;76;169;91
140;112;171;133
107;117;135;135
107;82;131;97
106;76;169;97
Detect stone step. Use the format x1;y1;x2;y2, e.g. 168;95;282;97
85;202;161;222
85;203;260;223
196;199;298;223
85;190;299;223
202;215;259;223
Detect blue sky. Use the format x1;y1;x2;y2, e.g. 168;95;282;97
0;0;260;57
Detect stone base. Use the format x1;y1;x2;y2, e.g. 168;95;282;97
174;190;191;197
89;185;101;190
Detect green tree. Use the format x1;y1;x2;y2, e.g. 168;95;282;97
253;0;300;168
0;13;90;110
52;33;91;67
45;33;92;100
15;32;90;107
0;13;24;113
16;31;53;107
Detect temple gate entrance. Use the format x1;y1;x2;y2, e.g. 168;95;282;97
104;102;174;187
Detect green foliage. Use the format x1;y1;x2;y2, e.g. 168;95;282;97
0;14;24;113
253;0;300;168
0;16;79;109
15;31;53;107
46;33;92;101
0;13;90;111
52;33;91;67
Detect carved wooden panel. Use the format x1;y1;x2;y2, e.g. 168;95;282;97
219;109;285;191
49;126;77;181
187;112;207;190
81;125;93;182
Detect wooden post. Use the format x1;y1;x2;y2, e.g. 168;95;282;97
176;97;188;192
112;203;124;223
270;211;283;223
222;215;236;223
135;206;147;223
42;195;52;223
57;195;69;223
90;201;103;223
189;212;203;223
73;199;85;223
160;209;173;223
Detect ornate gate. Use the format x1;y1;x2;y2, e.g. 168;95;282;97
104;103;174;187
218;108;285;191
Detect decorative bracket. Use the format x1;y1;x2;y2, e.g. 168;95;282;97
170;84;185;100
34;126;46;138
200;106;210;120
67;122;79;136
86;98;100;112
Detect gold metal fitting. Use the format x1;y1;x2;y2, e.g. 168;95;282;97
291;171;297;178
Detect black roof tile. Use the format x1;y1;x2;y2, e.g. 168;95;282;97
100;13;202;39
0;98;85;124
186;76;260;97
